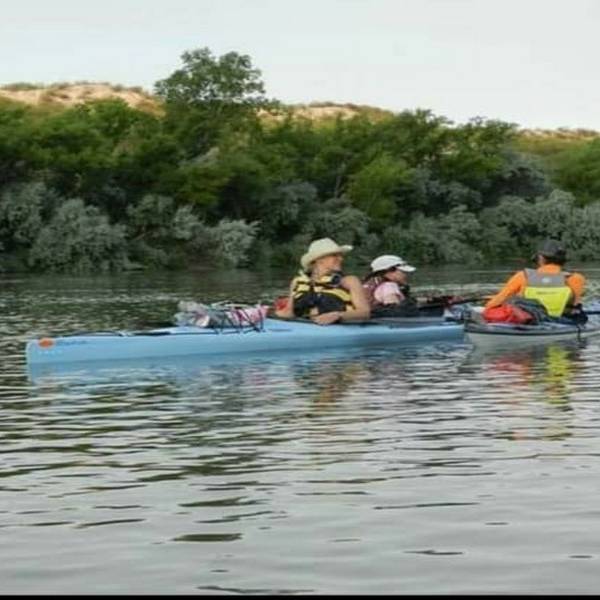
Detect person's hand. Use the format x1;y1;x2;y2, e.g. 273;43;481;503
312;312;341;326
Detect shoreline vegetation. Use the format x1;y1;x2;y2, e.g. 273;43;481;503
1;47;600;274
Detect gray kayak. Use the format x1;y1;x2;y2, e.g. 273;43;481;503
465;316;600;348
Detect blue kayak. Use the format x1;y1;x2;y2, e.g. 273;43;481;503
25;317;464;366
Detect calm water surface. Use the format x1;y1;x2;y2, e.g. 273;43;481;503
3;267;600;594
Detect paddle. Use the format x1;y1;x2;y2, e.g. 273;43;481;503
416;293;492;309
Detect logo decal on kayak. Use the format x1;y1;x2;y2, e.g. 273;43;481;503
38;338;55;349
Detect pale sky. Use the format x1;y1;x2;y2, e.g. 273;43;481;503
2;0;599;129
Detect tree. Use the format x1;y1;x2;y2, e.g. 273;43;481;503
0;103;35;186
436;118;517;193
154;47;271;156
346;153;413;225
552;139;600;204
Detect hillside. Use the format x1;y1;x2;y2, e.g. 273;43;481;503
0;82;160;113
1;82;599;142
515;127;600;159
0;82;394;123
278;102;394;121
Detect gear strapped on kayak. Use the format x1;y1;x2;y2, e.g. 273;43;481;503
174;301;269;333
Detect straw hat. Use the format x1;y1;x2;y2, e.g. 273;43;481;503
300;238;353;271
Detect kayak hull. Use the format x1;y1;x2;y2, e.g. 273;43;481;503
26;318;464;365
465;318;600;348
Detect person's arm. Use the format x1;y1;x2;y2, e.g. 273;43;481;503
312;275;371;325
377;281;403;305
567;272;586;305
484;271;526;309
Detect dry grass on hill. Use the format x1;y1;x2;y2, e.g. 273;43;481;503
1;83;599;141
0;82;160;113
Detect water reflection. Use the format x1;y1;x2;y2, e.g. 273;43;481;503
466;343;581;405
22;342;473;486
27;342;466;392
462;342;586;441
291;359;368;408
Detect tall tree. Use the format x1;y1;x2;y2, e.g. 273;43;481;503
154;47;271;156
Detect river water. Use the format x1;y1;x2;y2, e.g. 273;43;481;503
3;267;600;594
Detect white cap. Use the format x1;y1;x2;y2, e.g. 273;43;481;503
370;254;416;273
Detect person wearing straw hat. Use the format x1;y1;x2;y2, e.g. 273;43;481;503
275;238;370;325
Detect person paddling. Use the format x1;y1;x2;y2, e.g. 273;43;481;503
274;238;370;325
362;254;421;317
484;239;587;320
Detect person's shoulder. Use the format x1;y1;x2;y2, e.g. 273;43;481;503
505;269;527;282
340;273;363;288
291;270;307;281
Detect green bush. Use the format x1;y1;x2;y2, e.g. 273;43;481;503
566;202;600;261
382;205;483;265
0;182;58;249
204;218;259;267
29;198;128;273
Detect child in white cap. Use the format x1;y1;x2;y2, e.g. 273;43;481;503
363;254;419;317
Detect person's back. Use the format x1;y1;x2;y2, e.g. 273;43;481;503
484;239;586;318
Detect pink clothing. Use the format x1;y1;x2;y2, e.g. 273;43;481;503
364;280;405;306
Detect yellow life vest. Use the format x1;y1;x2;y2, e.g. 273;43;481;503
291;271;354;317
522;268;573;317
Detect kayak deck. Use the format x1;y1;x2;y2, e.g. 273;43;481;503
26;317;464;365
